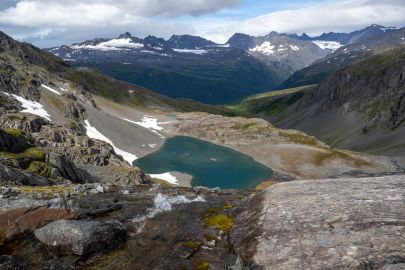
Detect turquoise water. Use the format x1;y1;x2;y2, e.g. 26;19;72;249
133;136;272;189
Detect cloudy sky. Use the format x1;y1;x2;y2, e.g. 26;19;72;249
0;0;404;47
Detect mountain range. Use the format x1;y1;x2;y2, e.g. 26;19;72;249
0;22;404;270
46;24;403;104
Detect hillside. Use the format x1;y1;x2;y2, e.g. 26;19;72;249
280;27;405;89
233;45;405;157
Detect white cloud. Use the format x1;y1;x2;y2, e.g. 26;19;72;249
1;0;404;47
197;0;405;43
0;0;240;27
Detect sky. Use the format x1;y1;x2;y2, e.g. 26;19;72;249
0;0;404;47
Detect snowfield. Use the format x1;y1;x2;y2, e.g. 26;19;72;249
149;172;178;185
71;38;144;51
84;119;137;164
122;116;167;138
173;48;207;55
41;84;61;95
312;40;342;51
249;41;275;55
3;92;51;121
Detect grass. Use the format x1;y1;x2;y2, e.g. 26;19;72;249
312;149;371;167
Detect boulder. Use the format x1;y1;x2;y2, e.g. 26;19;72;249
34;219;127;255
231;175;405;270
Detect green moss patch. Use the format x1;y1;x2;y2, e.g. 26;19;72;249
204;214;233;233
193;260;210;270
183;241;202;251
3;128;22;138
25;161;55;178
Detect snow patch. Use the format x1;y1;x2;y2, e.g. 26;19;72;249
4;92;51;121
84;119;137;163
72;38;144;51
132;193;205;222
149;172;178;184
173;48;207;55
249;41;275;55
41;84;61;96
312;40;342;51
290;45;299;51
122;117;165;138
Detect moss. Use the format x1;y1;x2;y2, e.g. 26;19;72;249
204;214;233;233
183;241;201;250
22;147;45;160
205;234;216;241
3;128;22;138
25;161;54;178
193;260;210;270
255;180;276;190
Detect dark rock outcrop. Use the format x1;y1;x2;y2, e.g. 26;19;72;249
0;163;52;186
34;219;127;255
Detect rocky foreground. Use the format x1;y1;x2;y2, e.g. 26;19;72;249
0;175;404;269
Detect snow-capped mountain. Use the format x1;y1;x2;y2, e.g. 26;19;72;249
226;31;328;71
280;26;405;89
285;24;399;52
45;25;403;104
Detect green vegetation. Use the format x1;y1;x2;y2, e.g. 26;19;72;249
25;161;55;178
228;85;313;117
193;260;210;270
203;203;234;233
3;128;22;138
0;147;45;163
312;150;371;167
183;241;202;250
204;214;233;233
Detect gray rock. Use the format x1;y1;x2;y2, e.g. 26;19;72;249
231;175;405;270
34;219;127;255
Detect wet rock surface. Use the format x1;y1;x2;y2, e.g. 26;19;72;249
231;175;405;270
0;184;250;269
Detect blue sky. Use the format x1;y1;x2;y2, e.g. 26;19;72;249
0;0;404;47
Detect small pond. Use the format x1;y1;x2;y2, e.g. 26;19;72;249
133;136;272;189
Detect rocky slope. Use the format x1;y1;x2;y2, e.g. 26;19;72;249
163;112;404;180
280;27;405;89
235;45;405;158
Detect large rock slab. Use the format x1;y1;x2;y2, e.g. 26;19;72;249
34;219;127;255
231;175;405;270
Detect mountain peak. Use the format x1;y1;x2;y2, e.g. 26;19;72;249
118;32;132;39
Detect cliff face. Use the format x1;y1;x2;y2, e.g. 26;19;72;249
243;46;405;157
